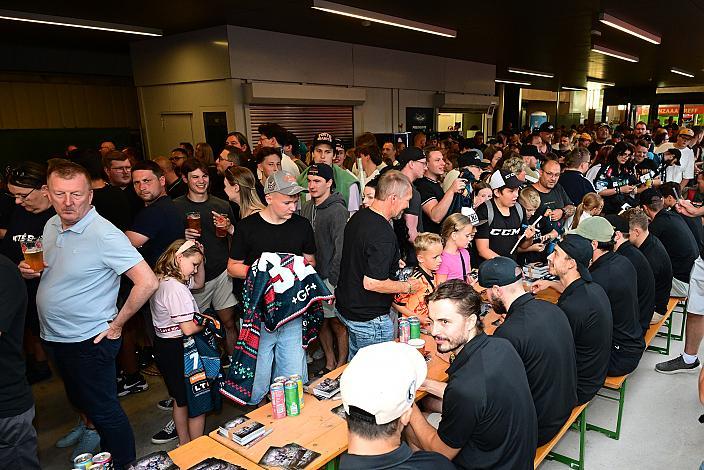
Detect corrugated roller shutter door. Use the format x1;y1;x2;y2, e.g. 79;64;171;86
249;105;354;148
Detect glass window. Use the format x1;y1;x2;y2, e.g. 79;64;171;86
657;104;680;126
635;105;650;124
683;104;704;126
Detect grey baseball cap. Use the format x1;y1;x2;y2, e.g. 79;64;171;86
264;171;306;195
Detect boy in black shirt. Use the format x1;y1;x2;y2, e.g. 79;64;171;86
475;170;534;262
407;280;537;470
339;342;454;470
480;257;577;446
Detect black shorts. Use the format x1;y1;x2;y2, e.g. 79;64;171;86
153;336;187;407
608;347;642;377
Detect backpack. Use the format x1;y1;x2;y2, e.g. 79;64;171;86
484;199;524;227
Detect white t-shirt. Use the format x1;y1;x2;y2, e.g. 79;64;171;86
150;277;198;338
664;164;684;184
658;143;695;180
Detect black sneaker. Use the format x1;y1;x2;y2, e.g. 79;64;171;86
157;398;174;411
655;355;701;374
151;420;178;444
117;373;149;397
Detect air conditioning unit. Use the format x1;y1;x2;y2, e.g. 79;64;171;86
434;93;498;114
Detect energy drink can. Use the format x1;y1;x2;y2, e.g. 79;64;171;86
73;453;93;469
272;376;288;384
408;317;421;339
398;318;410;343
284;380;300;416
92;452;113;470
289;374;304;409
270;382;287;419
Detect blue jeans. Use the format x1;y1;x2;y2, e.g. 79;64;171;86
44;337;135;469
337;313;394;360
250;316;307;405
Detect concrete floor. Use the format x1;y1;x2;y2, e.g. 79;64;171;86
34;316;704;469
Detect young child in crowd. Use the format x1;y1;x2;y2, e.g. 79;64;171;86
437;214;475;284
472;181;492;209
393;233;443;329
571;193;604;229
150;239;206;446
517;187;553;264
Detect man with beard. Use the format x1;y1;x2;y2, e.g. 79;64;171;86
336;171;422;359
406;280;537;470
480;256;576;446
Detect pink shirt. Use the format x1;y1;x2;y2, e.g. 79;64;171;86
437;249;471;282
150;277;198;338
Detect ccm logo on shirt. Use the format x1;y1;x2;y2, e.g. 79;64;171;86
490;228;521;236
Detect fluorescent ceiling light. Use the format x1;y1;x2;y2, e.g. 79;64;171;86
591;44;638;63
670;67;694;78
508;67;554;78
311;0;456;38
562;86;587;91
599;12;660;45
495;79;531;86
0;9;162;36
586;78;616;87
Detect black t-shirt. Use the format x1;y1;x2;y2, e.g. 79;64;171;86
0;254;32;417
340;443;454;470
558;170;595;205
439;334;537;470
557;279;613;404
166;178;188;200
130;195;185;267
123;183;145;218
638;234;673;314
415;177;459;234
255;180;267;206
395;186;423;265
616;242;656;333
92;185;133;231
336;208;400;322
0;206;55;325
534;183;572;215
174;195;234;282
229;212;315;266
677;210;704;258
649;209;698;282
0;193;15;229
589;252;645;356
635;159;658;177
494;294;577;446
474;199;528;262
208;166;228;201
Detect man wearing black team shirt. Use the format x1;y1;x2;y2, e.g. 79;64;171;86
0;254;39;469
406;281;537;470
338;342;454;470
415;147;463;234
569;217;645;376
660;182;704;256
480;257;576;446
336;171;423;359
1;162;55;385
626;209;673;325
475;170;534;262
605;214;656;333
534;235;612;405
639;188;698;298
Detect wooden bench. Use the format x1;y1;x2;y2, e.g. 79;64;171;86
534;402;588;470
645;297;680;355
669;297;688;342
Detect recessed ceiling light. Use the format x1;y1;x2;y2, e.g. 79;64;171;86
495;79;531;86
670;68;694;78
0;8;162;36
562;86;587;91
311;0;456;38
507;67;554;78
591;44;638;63
586;78;616;87
599;12;661;45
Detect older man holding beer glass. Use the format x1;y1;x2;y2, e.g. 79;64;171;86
19;160;158;469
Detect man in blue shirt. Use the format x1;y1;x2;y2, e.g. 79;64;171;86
19;160;158;469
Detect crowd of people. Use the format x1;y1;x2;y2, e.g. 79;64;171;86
1;117;704;469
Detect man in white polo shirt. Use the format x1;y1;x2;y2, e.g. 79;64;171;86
19;160;158;469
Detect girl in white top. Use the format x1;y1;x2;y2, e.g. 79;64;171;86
150;239;206;446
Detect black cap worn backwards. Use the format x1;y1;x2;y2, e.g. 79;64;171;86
478;256;523;288
556;234;593;282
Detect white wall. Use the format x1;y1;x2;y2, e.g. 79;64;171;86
131;25;496;154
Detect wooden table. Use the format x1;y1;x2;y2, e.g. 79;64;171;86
169;435;265;469
211;333;450;469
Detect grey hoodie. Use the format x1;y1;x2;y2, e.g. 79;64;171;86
301;192;348;286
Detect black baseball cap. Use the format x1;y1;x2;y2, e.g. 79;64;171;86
312;132;335;150
308;163;334;182
538;122;555;133
603;214;629;234
478;257;522;288
556;235;593;282
397;147;426;168
639;187;663;206
458;150;489;169
520;144;541;158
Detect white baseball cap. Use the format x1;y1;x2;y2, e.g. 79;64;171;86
341;341;427;425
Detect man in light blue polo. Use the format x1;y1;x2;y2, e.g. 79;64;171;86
19;160;158;469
